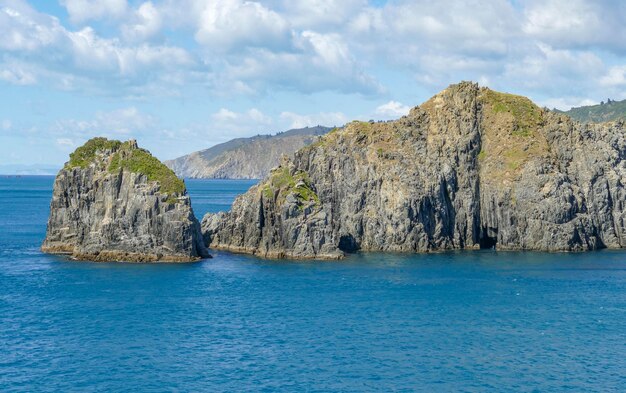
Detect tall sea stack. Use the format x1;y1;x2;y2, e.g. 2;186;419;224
42;138;209;262
202;82;626;259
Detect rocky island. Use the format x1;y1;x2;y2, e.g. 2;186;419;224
202;82;626;259
42;138;209;262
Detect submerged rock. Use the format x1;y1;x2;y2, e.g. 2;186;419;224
42;138;209;262
202;82;626;259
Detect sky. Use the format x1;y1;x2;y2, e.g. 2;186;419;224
2;0;626;171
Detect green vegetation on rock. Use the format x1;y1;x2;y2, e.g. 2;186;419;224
353;121;373;132
109;144;185;196
303;127;342;151
66;137;122;169
483;90;543;137
478;89;550;185
262;166;319;206
66;137;185;199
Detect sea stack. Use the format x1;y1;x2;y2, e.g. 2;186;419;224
42;138;209;262
202;82;626;259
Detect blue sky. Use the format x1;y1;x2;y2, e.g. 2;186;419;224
2;0;626;171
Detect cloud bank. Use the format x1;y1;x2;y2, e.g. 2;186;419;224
2;0;626;167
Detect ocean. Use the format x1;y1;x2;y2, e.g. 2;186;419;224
1;176;625;391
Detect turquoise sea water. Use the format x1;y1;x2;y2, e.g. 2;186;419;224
1;176;626;392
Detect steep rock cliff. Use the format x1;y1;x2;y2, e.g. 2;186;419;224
202;82;626;259
42;138;209;262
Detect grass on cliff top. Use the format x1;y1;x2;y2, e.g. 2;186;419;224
482;90;543;137
109;146;185;196
478;90;549;186
64;137;185;202
303;126;342;150
66;137;122;169
262;166;319;206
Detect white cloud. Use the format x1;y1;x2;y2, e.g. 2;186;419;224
53;107;157;137
210;108;274;135
0;3;65;51
206;108;347;138
374;101;411;119
3;0;626;121
60;0;128;24
523;0;626;53
600;66;626;88
68;27;194;75
212;108;238;122
2;119;12;130
541;97;597;111
298;30;350;70
279;111;347;129
0;1;198;93
55;138;76;147
0;64;36;85
502;44;604;96
247;108;273;124
121;1;162;42
348;1;518;60
5;0;626;169
194;0;290;52
278;0;367;29
222;30;381;95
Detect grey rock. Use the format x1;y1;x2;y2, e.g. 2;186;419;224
202;82;626;259
42;138;209;262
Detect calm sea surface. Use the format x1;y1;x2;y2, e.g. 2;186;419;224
1;176;625;392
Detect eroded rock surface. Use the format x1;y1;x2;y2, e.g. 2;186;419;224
42;138;209;262
202;82;626;259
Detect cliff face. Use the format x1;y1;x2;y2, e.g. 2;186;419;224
165;126;332;179
202;82;626;259
42;138;209;262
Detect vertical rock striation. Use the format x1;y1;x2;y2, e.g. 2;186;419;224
42;138;209;262
202;82;626;259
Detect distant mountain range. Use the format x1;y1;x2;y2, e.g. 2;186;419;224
165;126;333;179
0;164;59;175
559;98;626;123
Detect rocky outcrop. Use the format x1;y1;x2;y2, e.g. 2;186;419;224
42;138;209;262
202;82;626;259
165;126;332;179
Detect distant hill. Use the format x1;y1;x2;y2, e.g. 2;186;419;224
0;164;59;175
560;98;626;123
165;126;333;179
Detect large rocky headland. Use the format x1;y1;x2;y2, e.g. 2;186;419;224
42;138;209;262
202;82;626;259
